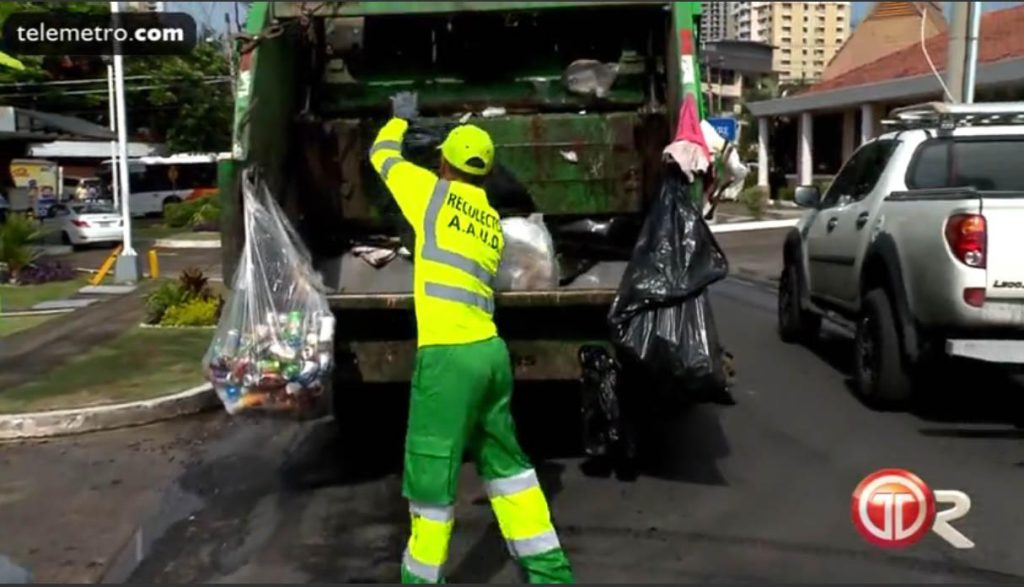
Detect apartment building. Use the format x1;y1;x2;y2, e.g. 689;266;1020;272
731;1;851;83
701;2;732;44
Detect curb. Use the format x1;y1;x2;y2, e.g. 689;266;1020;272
0;383;218;441
153;238;221;249
0;308;75;318
137;323;216;330
710;218;800;234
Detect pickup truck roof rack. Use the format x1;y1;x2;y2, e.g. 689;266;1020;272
881;101;1024;131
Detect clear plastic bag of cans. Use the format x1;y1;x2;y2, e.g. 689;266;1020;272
203;170;335;417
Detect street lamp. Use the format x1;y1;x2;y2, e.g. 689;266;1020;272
111;0;140;283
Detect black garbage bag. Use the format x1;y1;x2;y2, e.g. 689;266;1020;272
608;164;733;404
578;345;637;481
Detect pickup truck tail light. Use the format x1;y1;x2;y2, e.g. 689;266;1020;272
70;219;90;228
944;213;986;268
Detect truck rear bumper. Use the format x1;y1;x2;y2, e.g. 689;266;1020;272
946;339;1024;364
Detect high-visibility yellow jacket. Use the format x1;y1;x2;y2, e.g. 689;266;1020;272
370;118;503;347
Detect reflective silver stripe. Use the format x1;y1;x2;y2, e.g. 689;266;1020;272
403;549;442;582
380;156;403;182
410;501;454;523
425;282;494;315
484;468;539;498
370;140;402;157
423;179;495;286
507;530;561;558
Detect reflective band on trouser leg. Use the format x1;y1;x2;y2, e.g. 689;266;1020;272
485;469;561;556
402;502;454;584
422;179;495;286
380;156;403;182
424;282;494;314
370;140;403;157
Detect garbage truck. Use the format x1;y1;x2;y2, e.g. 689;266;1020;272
219;1;712;417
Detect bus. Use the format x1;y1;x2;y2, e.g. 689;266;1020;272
98;153;222;217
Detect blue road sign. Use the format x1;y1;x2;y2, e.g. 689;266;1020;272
707;117;737;143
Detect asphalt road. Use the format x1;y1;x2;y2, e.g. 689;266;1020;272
127;278;1024;583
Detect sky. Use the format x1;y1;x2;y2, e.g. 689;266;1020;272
167;1;245;35
851;1;1023;26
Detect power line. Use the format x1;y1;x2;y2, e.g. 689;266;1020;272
0;74;203;89
0;77;232;99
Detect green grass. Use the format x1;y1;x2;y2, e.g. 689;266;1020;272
0;327;212;414
134;223;182;241
168;231;221;241
0;313;61;338
0;277;89;312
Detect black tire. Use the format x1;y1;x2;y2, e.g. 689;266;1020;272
61;231;72;245
778;262;821;343
854;289;913;407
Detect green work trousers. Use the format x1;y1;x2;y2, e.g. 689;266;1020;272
400;336;574;584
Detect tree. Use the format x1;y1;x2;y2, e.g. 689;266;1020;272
0;3;234;153
125;41;233;153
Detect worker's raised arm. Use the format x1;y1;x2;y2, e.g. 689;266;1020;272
369;117;437;225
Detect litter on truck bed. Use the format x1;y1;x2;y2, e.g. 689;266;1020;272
204;171;335;417
608;164;734;405
497;213;559;291
563;59;620;99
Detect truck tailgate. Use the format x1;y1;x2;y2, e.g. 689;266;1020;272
983;196;1024;300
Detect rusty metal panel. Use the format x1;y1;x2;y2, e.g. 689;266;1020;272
327;289;617;310
475;113;643;214
342;339;610;383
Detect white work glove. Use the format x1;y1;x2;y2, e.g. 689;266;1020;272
390;91;419;120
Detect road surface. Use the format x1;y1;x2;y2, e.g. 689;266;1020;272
128;278;1024;583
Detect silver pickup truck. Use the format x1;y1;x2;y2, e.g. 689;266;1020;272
778;102;1024;406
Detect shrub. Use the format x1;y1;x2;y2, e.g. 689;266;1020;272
145;267;221;324
778;186;796;201
160;297;221;327
18;261;76;285
0;214;41;278
163;200;197;228
145;280;189;324
179;266;213;299
739;186;769;219
190;198;221;232
815;180;833;194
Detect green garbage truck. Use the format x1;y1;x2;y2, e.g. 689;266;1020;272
219;1;710;411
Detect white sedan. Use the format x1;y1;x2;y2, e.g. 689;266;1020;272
55;202;123;249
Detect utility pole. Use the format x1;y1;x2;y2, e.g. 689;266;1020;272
945;2;967;103
106;63;119;210
945;2;981;104
963;1;981;104
111;1;140;283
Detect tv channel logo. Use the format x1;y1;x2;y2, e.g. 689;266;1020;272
852;468;974;549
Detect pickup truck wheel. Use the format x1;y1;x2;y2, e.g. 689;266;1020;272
854;289;913;407
778;264;821;343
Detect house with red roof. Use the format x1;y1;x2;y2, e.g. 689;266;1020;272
746;3;1024;191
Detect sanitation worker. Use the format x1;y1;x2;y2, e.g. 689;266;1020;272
370;92;574;584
